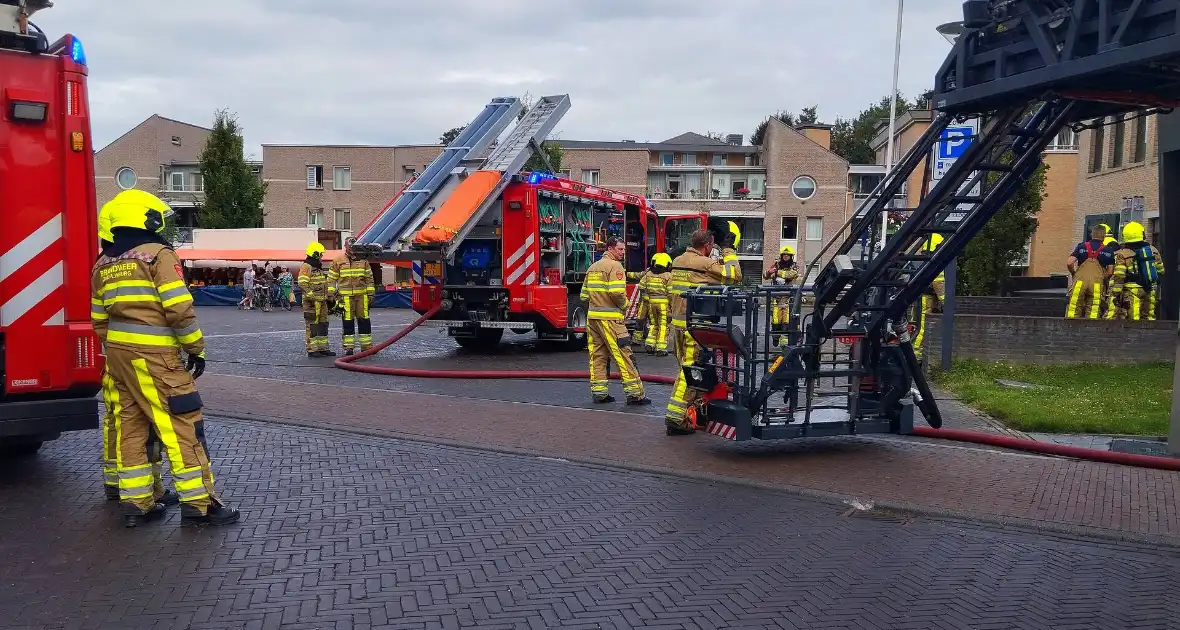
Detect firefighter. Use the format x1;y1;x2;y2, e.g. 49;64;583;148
1099;224;1119;317
665;229;729;435
1106;221;1164;321
91;192;238;527
579;236;650;405
763;245;800;345
644;252;673;355
719;220;743;284
299;242;335;357
95;193;176;507
911;233;946;362
1065;224;1115;319
329;238;376;355
625;264;652;348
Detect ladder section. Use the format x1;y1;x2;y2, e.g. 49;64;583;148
411;95;571;253
812;98;1077;337
352;97;523;255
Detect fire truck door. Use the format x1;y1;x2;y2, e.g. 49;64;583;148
661;214;705;259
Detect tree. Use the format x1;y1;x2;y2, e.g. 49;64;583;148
750;105;820;146
437;91;564;174
829;92;936;164
439;126;465;145
198;109;266;229
956;162;1048;295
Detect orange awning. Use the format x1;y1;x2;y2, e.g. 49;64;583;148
176;248;410;268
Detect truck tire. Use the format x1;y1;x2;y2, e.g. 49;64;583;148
564;298;588;351
453;328;504;351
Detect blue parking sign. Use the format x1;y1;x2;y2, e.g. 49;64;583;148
938;125;974;159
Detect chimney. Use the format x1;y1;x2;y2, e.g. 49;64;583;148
796;123;832;151
726;134;743;146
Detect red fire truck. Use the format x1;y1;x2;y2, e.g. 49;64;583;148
409;171;706;350
0;1;102;455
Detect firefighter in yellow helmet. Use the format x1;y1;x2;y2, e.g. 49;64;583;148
719;220;743;284
299;242;335;357
1097;223;1119;315
91;191;238;527
95;193;176;506
764;245;800;345
1064;223;1115;319
579;236;649;405
911;233;946;361
328;237;376;355
643;252;673;355
1106;221;1164;321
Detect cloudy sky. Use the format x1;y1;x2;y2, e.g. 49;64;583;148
37;1;960;157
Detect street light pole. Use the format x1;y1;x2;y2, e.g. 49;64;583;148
880;0;905;251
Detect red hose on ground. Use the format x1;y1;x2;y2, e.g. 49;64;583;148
335;306;1178;471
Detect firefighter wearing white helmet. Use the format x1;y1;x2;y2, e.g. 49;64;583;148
299;241;335;357
912;233;946;361
1106;221;1164;321
764;245;800;345
91;190;239;527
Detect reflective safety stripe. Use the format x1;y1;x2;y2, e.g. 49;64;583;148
588;306;623;320
108;321;180;346
648;298;669;304
157;280;193;308
671;318;687;327
91;298;108;320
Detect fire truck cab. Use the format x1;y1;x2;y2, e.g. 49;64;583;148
0;0;103;455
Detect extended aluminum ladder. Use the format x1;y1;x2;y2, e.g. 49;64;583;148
353;97;523;254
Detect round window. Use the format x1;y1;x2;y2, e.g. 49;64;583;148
791;175;816;200
115;167;137;190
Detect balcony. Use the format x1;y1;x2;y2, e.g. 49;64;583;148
647;188;766;201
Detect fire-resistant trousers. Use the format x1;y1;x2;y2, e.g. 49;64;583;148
341;294;373;351
106;345;218;514
912;279;945;360
101;367;167;500
1107;283;1156;321
645;300;668;351
303;300;329;353
665;329;700;430
586;319;645;399
1065;278;1103;319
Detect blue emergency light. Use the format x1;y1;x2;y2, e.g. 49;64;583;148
70;37;86;65
528;172;556;185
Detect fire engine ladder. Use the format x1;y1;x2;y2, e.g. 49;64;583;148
352;97;523;257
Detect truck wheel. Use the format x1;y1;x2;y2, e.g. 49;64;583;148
0;440;43;457
454;328;504;351
564;302;588;351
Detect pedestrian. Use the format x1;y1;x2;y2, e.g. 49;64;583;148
1106;221;1164;321
764;246;800;346
90;191;239;527
911;234;946;363
1064;224;1115;319
664;229;728;435
300;243;336;357
328;238;377;355
579;236;650;405
239;265;255;309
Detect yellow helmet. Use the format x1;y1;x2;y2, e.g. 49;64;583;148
652;252;672;267
1103;236;1116;246
1097;223;1112;236
106;189;171;233
306;242;326;257
923;233;944;251
97;204;113;242
727;220;741;249
780;245;795;256
1122;221;1145;243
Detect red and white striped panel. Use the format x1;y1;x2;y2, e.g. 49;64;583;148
504;233;537;286
705;420;737;440
0;213;65;328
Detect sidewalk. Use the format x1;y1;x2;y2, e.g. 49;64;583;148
200;373;1180;544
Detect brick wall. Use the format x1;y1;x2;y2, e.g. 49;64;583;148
954;296;1066;317
94;115;210;207
1075;114;1159;239
1030;151;1079;276
925;314;1175;364
561;148;649;192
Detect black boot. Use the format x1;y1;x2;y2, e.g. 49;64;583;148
104;485;119;501
592;394;616;404
181;500;241;527
157;489;180;507
626;396;652;406
665;424;695;436
123;502;167;528
654;350;668;357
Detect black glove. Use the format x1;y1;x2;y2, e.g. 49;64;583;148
186;353;206;379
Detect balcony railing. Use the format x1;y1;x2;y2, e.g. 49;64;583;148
163;184;204;193
647;188;766;201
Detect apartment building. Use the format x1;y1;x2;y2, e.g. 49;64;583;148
1075;113;1159;246
869;108;1080;276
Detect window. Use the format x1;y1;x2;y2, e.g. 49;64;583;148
1089;124;1105;173
581;169;600;185
780;216;798;240
712;153;727;166
1133;116;1148;163
806;217;823;241
791;175;817;200
170;172;184;191
171;136;181;146
1112;115;1126;167
1048;128;1078;151
659;152;673;166
306;165;324;189
682;153;696;165
115;167;137;190
403;165;417;179
332;166;352;191
307;208;323;227
333;208;352;230
558;169;571;178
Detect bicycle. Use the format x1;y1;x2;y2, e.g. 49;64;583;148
252;283;271;312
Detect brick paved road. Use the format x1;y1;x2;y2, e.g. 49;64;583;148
3;419;1178;630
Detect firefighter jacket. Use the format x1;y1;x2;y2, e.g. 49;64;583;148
645;270;672;304
1111;241;1164;294
1069;238;1114;284
668;249;727;327
328;255;375;297
580;254;628;320
90;242;204;358
765;262;800;285
298;260;330;302
720;247;742;284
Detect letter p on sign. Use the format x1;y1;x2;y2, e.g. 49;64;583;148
939;126;974;159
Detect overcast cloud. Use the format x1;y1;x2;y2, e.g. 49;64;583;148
35;1;960;157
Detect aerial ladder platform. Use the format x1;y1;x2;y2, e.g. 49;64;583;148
351;94;570;262
682;0;1180;441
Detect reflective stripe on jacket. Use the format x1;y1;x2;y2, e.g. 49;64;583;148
328;256;375;296
580;255;628;320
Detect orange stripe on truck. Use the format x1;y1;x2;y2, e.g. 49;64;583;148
413;170;505;245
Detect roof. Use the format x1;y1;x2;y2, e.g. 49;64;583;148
95;114;212;155
556;137;759;154
176;248;410;268
869;109;936;152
